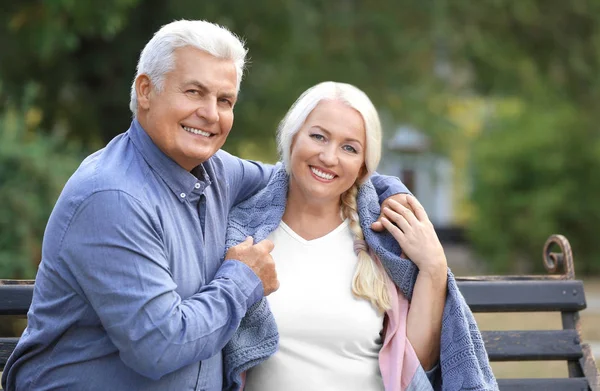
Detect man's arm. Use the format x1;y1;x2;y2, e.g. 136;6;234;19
216;150;275;207
370;172;411;203
60;191;263;380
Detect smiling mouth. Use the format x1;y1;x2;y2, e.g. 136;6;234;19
182;125;213;138
310;166;336;181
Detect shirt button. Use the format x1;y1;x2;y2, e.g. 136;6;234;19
194;183;201;189
180;193;186;198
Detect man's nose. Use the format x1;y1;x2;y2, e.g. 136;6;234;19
197;98;219;123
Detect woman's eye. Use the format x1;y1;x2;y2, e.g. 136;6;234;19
343;145;358;153
310;133;326;141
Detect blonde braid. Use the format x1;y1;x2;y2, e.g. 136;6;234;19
341;184;391;313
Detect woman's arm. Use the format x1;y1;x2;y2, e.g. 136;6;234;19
406;266;446;369
380;196;447;370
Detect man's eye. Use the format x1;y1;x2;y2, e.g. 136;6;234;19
186;90;199;95
219;98;233;106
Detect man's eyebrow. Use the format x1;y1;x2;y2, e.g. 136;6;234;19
312;125;364;145
182;80;236;100
220;91;237;100
182;80;208;92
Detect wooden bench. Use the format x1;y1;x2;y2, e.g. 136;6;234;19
459;235;600;390
0;234;598;390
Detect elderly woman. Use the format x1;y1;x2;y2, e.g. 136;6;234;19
223;82;497;391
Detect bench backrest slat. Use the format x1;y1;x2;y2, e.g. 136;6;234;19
0;338;18;368
497;377;590;391
457;280;587;312
482;330;582;361
0;280;588;314
0;284;33;315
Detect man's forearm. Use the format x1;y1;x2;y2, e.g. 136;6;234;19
113;261;263;379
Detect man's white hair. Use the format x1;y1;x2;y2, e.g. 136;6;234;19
277;81;382;183
129;19;248;116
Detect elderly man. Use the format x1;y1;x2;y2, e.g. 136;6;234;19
2;20;410;390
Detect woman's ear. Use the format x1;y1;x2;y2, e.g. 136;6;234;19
135;74;152;111
359;165;369;181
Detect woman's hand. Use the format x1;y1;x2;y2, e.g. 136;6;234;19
371;194;411;232
380;195;447;276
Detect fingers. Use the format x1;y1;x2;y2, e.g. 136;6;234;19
239;236;254;247
381;216;405;244
226;237;279;296
371;220;384;232
255;239;275;253
382;206;411;232
385;199;419;226
407;195;428;222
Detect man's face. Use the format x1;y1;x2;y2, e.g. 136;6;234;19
136;46;238;171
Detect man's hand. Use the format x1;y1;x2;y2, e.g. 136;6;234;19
225;237;279;296
371;193;412;232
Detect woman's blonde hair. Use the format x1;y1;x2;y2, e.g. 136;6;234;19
277;81;390;312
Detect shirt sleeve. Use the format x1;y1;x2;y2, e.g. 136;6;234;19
406;363;438;391
58;190;262;380
425;362;441;390
370;172;412;203
216;150;275;207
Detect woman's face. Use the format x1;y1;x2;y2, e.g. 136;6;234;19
288;99;367;206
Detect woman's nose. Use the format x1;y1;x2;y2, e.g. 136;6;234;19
319;147;338;166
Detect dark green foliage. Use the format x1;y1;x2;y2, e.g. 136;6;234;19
0;0;599;275
469;95;600;274
0;109;84;278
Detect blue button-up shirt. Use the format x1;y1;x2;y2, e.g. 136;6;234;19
2;120;407;391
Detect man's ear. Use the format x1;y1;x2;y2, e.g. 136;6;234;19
135;74;152;111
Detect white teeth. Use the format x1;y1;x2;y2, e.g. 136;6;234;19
311;167;335;180
183;126;211;137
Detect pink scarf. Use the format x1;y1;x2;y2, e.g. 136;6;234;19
379;265;420;391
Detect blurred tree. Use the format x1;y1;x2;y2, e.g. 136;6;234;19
0;0;450;156
469;94;600;274
444;0;600;273
0;0;453;276
0;97;84;278
2;0;600;275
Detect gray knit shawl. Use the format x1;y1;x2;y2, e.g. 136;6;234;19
222;163;498;391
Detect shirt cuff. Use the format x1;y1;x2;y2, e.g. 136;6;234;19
375;180;412;204
215;260;264;307
406;363;435;391
425;362;441;389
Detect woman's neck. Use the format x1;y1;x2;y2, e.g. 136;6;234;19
283;188;343;241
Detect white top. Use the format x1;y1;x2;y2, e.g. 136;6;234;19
244;219;384;391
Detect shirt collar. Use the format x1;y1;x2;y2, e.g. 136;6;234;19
128;119;211;202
